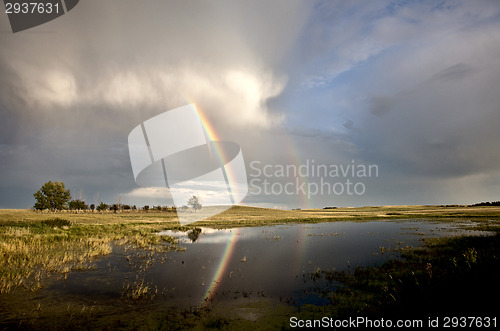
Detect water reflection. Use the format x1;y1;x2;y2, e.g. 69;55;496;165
53;220;489;308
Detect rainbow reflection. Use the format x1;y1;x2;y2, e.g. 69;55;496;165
202;228;240;304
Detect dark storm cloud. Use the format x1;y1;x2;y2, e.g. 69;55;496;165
0;0;311;207
1;0;500;208
359;57;500;180
284;0;500;205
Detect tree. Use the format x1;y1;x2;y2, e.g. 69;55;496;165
110;204;119;213
68;199;88;211
96;202;108;212
33;181;71;211
187;195;202;212
90;204;95;212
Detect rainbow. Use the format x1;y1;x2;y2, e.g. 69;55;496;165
179;101;243;303
192;103;220;143
293;225;311;277
185;100;313;209
281;131;314;209
193;103;242;205
176;100;314;303
202;228;240;304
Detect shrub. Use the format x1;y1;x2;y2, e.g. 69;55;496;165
41;218;71;227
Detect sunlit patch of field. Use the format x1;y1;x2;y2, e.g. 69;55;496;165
0;213;180;294
198;204;500;228
3;204;500;227
288;205;500;219
0;209;179;225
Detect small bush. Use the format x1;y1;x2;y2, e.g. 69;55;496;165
41;218;71;227
187;227;202;242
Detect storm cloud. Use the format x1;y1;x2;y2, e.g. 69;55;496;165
1;0;500;208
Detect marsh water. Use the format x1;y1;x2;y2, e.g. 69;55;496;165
44;219;491;309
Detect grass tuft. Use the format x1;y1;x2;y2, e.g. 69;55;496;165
41;218;71;227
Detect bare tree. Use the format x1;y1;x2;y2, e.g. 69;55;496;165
187;195;202;212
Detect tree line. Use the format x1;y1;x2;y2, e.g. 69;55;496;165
469;201;500;207
33;181;201;213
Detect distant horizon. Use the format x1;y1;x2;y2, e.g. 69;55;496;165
4;200;500;212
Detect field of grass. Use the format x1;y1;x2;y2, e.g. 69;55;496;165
208;204;500;224
0;211;180;294
1;205;499;329
2;205;500;294
3;204;500;225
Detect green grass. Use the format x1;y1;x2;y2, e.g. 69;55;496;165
5;228;497;329
0;213;180;294
1;206;500;329
1;205;500;294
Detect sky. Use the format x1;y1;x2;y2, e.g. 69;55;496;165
1;0;500;209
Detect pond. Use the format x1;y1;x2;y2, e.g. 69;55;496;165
49;219;490;309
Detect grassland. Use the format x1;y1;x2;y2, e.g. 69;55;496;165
0;210;180;294
199;204;500;226
3;204;500;225
2;205;500;294
1;205;499;329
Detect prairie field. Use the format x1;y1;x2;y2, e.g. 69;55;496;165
0;205;499;329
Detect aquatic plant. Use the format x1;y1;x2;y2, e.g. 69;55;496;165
301;233;500;318
122;277;156;300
